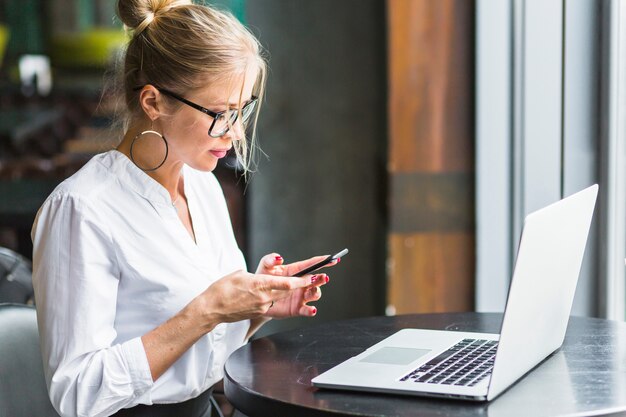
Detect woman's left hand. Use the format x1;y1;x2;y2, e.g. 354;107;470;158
255;253;334;318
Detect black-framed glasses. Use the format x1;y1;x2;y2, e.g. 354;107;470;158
134;86;258;138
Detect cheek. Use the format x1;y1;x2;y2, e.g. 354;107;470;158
179;114;203;134
172;116;210;145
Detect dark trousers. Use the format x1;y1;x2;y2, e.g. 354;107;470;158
112;388;214;417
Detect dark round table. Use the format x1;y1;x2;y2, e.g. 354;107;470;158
224;312;626;417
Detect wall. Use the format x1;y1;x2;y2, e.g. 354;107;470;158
245;0;387;335
387;0;475;315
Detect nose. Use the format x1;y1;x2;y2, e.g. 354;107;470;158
226;117;246;141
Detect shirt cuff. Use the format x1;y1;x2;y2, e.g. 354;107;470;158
121;336;154;396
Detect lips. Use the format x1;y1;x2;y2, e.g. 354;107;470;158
210;149;230;158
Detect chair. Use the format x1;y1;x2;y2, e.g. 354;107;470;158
0;247;35;304
0;303;59;417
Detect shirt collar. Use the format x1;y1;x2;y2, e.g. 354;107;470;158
101;150;179;208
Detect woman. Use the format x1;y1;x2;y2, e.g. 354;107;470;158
31;1;333;416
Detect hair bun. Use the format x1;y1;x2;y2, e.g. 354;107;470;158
117;0;192;35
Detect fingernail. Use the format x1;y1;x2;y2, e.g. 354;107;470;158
311;307;317;315
275;256;283;261
311;275;318;283
336;258;341;263
325;275;330;283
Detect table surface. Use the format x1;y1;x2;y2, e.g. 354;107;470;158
224;312;626;417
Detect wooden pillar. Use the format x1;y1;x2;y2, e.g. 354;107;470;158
387;0;475;314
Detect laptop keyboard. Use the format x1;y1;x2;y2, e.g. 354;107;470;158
400;339;498;387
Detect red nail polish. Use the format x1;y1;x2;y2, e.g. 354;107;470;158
336;258;341;263
275;256;283;261
325;275;330;283
312;307;317;315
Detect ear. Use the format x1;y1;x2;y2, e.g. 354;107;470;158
137;85;163;121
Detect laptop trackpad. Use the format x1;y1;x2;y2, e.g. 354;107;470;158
360;347;431;365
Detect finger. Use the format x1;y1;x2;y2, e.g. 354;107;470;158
257;253;284;273
268;278;322;303
264;253;283;267
257;274;311;291
317;258;340;271
302;274;329;290
268;288;291;302
283;255;329;276
304;286;322;302
299;304;317;317
311;274;330;287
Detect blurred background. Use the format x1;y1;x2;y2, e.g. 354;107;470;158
0;0;624;337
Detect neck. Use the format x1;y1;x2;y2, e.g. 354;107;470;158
117;124;184;202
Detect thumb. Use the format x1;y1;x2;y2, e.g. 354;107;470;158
262;253;283;268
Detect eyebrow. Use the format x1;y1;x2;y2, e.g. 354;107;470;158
215;98;254;108
187;98;250;114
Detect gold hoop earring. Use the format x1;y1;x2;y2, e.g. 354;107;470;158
129;129;168;172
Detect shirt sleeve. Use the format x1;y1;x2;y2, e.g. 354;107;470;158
32;192;153;417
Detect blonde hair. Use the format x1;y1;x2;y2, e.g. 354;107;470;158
115;0;267;176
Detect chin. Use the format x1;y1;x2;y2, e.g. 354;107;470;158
188;158;218;172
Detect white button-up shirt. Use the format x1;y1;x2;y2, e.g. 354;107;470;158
31;150;250;417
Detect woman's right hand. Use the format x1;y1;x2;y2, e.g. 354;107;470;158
190;270;314;327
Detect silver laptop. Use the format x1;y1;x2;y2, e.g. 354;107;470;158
312;184;598;402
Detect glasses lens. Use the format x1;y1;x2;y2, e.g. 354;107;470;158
242;99;258;123
208;99;258;137
210;113;231;137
